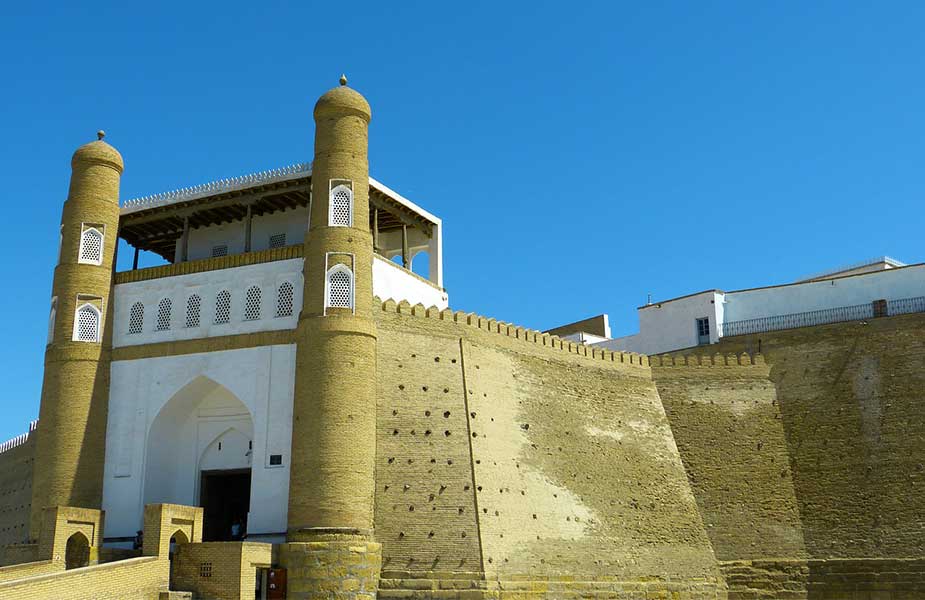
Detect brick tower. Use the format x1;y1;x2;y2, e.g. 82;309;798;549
30;134;123;539
281;78;382;597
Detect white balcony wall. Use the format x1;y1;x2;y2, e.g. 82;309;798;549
112;259;303;348
373;255;448;310
177;207;309;262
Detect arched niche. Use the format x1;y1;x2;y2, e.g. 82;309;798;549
65;531;90;570
143;375;254;511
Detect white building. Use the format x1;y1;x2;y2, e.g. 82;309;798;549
553;257;925;356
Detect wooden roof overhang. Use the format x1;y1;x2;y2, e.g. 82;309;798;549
120;176;434;261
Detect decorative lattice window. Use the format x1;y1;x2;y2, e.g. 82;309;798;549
276;281;294;317
244;286;261;321
269;233;287;249
211;245;228;258
215;290;231;324
128;302;144;334
78;226;104;265
47;297;57;344
73;304;100;342
186;295;202;328
199;562;212;578
329;184;353;227
155;298;172;331
326;265;353;309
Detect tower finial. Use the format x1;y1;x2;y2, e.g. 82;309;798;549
339;74;348;86
97;130;105;140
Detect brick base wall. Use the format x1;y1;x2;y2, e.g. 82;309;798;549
720;558;925;599
279;539;382;600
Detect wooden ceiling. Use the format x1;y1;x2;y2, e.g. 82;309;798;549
120;176;434;261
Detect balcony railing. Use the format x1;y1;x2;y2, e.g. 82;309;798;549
721;295;925;338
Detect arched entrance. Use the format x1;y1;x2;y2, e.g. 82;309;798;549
65;532;90;570
144;376;254;542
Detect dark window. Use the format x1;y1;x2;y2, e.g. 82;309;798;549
696;317;711;345
269;454;283;466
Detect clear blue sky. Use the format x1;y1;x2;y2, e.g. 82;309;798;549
1;1;922;440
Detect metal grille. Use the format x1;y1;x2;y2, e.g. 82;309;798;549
276;281;294;317
330;185;352;226
244;286;261;321
155;298;172;331
722;302;874;337
79;227;103;265
75;305;99;342
199;563;212;578
215;290;231;324
327;269;352;308
128;302;144;334
269;233;287;248
185;295;201;328
211;245;228;258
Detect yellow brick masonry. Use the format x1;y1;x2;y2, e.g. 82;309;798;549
0;504;198;599
30;138;123;539
172;541;273;600
279;538;381;600
0;555;167;600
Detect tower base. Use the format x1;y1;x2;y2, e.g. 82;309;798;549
280;531;381;599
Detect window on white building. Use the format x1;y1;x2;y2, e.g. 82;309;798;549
276;281;294;317
73;303;101;343
696;317;710;345
244;286;261;321
325;265;354;310
329;183;353;227
186;295;202;328
156;298;172;331
215;290;231;324
47;297;57;344
269;233;287;249
78;226;104;265
128;302;144;334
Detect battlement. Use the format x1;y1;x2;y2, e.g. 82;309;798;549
376;298;650;367
0;421;37;456
651;352;766;368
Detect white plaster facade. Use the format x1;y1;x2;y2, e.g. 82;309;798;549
113;260;304;347
373;255;448;309
112;255;448;349
597;262;925;356
102;345;296;543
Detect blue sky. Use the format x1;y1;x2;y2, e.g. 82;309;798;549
1;1;923;440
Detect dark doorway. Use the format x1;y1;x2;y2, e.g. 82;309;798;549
200;468;251;542
65;532;90;569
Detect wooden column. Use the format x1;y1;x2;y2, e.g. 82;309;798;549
401;224;410;269
180;216;190;262
244;204;253;252
372;208;380;253
132;247;139;270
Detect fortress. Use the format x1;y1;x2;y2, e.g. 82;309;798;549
0;79;924;599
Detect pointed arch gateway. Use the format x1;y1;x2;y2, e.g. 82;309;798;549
144;375;254;541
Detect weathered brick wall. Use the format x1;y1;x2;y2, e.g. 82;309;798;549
0;555;168;599
279;539;381;600
172;541;273;600
0;434;34;549
708;312;925;560
806;558;925;598
374;302;723;595
719;560;809;599
652;354;807;562
0;558;58;582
